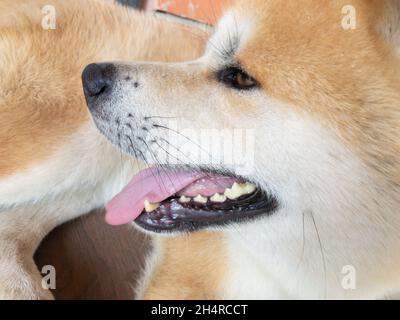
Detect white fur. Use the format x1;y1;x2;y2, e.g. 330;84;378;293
204;10;254;68
0;123;133;208
134;236;163;299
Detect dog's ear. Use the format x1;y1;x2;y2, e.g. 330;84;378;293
376;0;400;51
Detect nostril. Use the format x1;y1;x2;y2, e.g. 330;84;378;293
82;63;109;98
97;84;107;95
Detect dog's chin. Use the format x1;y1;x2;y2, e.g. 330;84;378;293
133;166;279;234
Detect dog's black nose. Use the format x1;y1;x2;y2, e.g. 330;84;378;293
82;63;115;98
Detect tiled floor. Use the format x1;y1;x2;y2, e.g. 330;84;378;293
34;210;151;299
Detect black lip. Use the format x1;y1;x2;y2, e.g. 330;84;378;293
134;188;279;233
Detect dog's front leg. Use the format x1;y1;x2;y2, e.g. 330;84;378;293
0;234;53;299
0;198;96;300
0;208;57;299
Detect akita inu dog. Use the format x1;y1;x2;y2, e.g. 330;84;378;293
0;0;205;299
82;0;400;299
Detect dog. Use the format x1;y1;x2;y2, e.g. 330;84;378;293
0;0;205;299
82;0;400;299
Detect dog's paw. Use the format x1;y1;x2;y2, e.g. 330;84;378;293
0;275;54;300
0;261;54;300
0;284;54;300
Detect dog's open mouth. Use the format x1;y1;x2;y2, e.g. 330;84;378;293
106;167;278;232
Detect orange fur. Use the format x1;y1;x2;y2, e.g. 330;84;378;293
235;0;400;184
143;232;227;300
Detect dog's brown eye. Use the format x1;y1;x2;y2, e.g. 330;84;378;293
217;66;258;90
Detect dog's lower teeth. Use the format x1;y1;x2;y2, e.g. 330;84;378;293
224;182;256;200
210;193;227;203
193;195;208;204
144;200;160;213
179;195;191;203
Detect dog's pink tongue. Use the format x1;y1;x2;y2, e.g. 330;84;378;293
106;168;206;225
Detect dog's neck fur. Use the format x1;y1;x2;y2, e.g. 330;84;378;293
223;116;400;299
224;187;400;299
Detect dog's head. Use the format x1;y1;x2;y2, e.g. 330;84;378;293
83;0;400;282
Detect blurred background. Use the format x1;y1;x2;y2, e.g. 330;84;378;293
34;0;230;300
119;0;230;24
117;0;141;7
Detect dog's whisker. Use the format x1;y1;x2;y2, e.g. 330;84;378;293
144;115;177;120
155;136;229;191
152;124;212;158
310;211;328;299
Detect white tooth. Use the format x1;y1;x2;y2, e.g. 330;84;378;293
224;182;243;200
210;193;227;203
242;183;256;194
193;195;208;204
224;188;238;200
179;195;191;203
232;182;242;193
225;182;257;200
144;200;160;213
